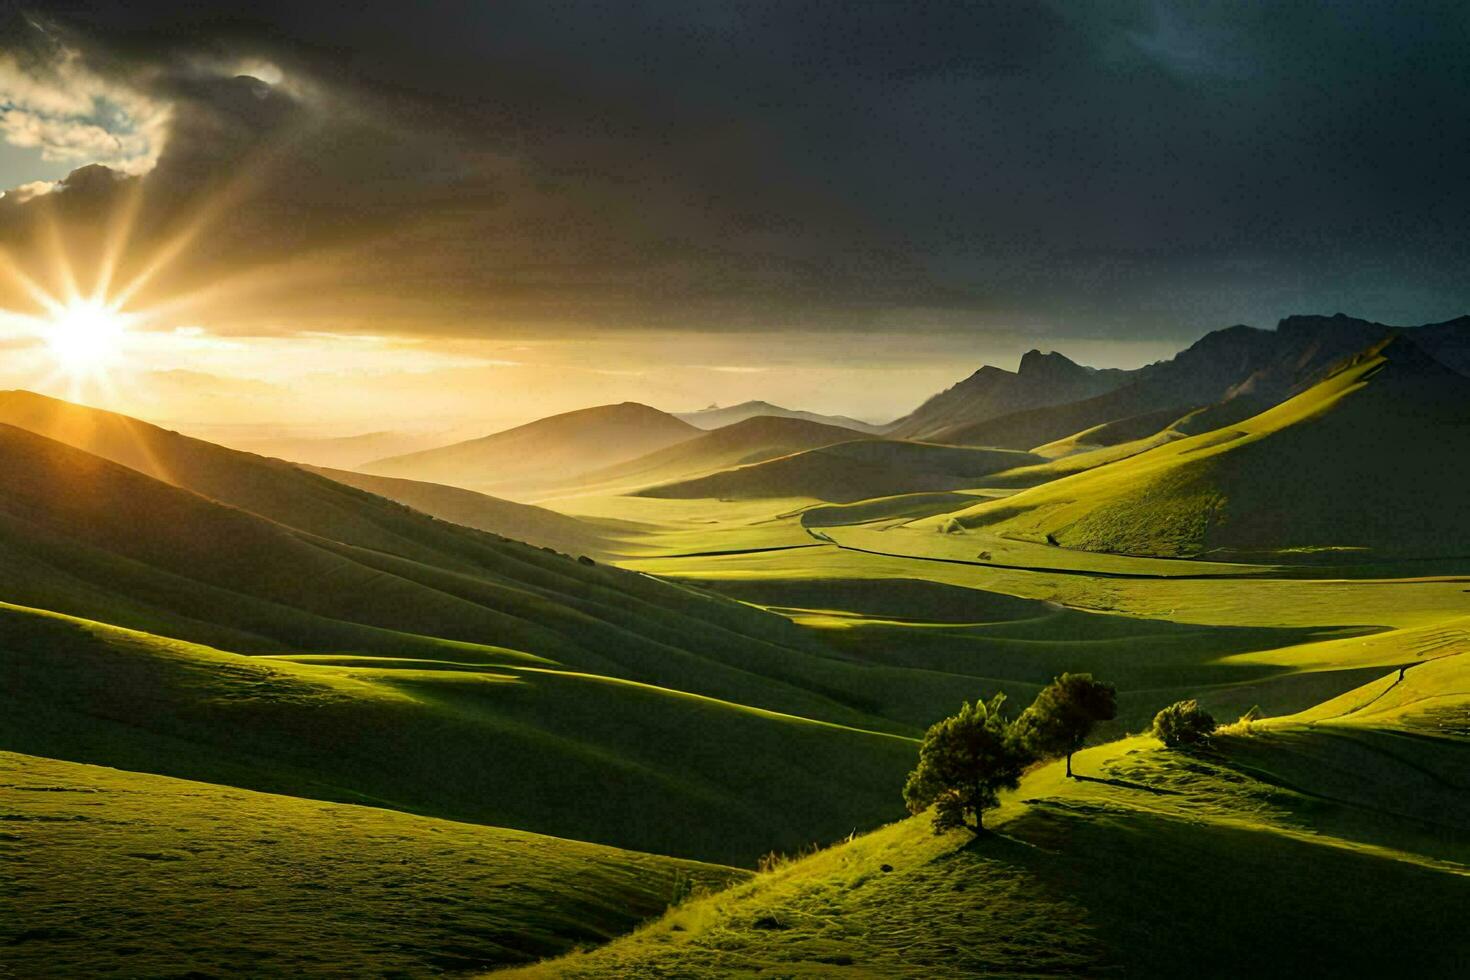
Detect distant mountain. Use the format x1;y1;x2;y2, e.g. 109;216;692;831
944;334;1470;560
564;415;876;495
929;314;1467;451
640;440;1040;503
887;349;1129;441
677;401;884;434
360;402;701;497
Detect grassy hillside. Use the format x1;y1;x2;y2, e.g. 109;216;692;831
0;750;743;978
361;401;699;496
501;656;1470;977
1029;404;1191;458
563;416;879;496
0;600;915;865
0;388;603;567
0;420;935;736
303;463;614;557
640;440;1039;502
940;336;1470;560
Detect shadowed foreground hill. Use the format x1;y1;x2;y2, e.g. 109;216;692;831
640;439;1039;502
0;750;745;977
941;336;1470;560
500;655;1470;978
361;401;700;496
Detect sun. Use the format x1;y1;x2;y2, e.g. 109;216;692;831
44;299;133;377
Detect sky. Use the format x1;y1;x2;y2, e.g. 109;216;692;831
0;1;1465;437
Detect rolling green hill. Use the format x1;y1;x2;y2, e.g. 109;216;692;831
501;654;1470;977
938;336;1470;560
0;600;915;865
361;401;700;496
0;750;744;977
0;416;915;734
639;440;1039;502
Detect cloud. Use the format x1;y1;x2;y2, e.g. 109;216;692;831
0;22;170;174
2;178;57;202
0;1;1463;348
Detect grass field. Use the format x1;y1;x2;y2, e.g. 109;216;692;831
0;600;917;866
499;656;1470;977
0;751;744;978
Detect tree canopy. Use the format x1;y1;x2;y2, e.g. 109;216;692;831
1016;673;1118;778
903;693;1029;833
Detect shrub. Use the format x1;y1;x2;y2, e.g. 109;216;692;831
1153;699;1217;747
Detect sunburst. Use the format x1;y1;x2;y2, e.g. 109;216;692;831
44;297;136;378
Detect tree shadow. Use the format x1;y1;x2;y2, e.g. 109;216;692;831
1069;773;1184;796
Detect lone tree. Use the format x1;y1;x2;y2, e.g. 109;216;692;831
903;693;1030;834
1016;673;1118;778
1152;699;1217;747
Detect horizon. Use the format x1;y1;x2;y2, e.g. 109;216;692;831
2;308;1456;441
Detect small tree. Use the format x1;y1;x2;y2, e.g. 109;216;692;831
1152;699;1217;747
903;693;1030;833
1016;673;1117;778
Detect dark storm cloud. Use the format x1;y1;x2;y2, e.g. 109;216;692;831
6;1;1469;341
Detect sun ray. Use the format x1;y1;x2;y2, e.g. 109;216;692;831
111;125;311;311
0;246;67;317
91;177;147;304
37;198;82;306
